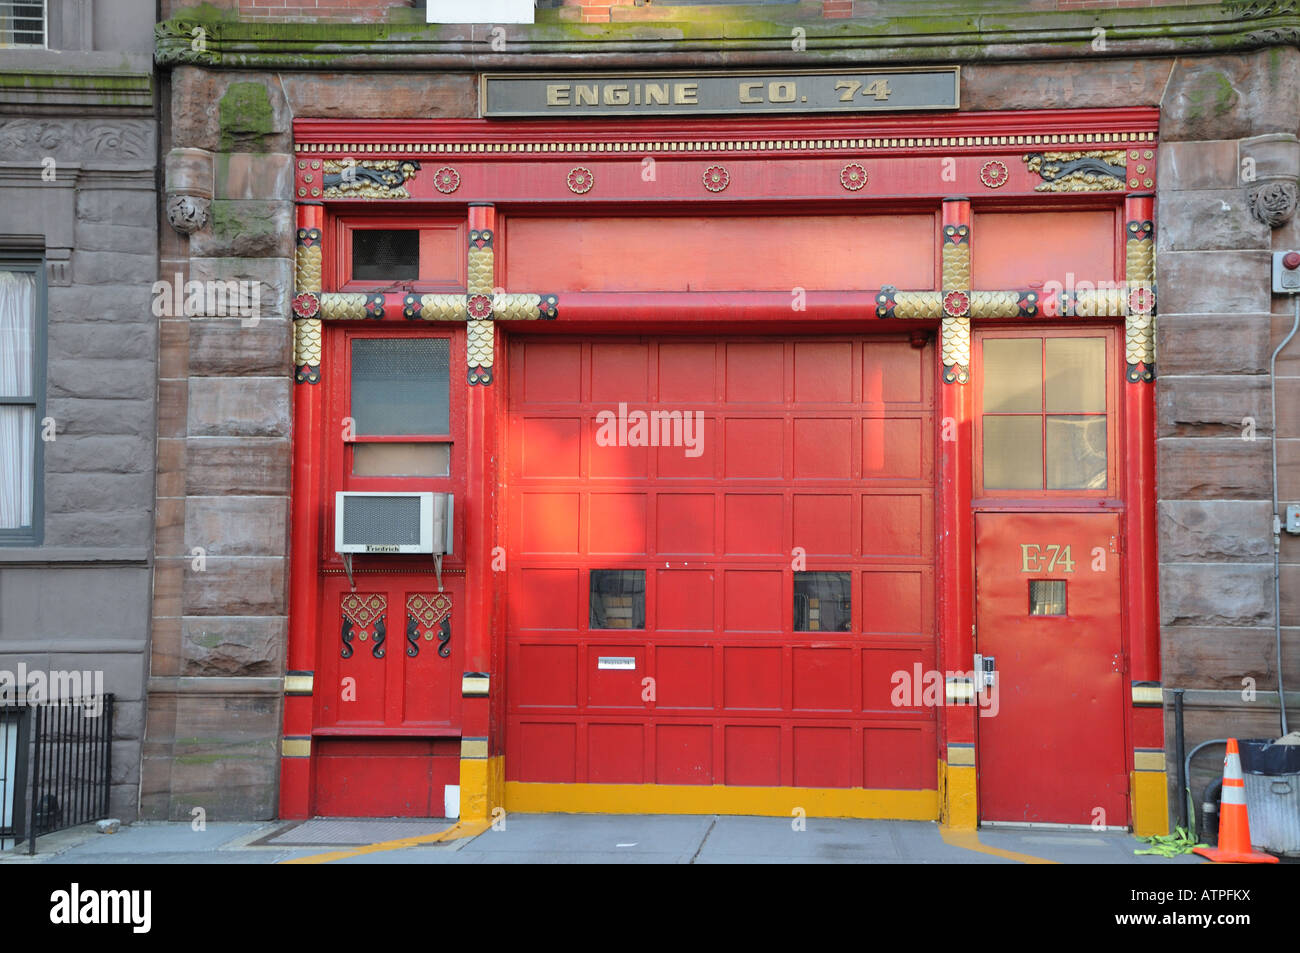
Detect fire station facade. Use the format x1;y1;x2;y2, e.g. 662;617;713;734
144;1;1300;834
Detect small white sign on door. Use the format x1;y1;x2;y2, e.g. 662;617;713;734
598;657;637;671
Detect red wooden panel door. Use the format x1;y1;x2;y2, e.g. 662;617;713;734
505;334;939;791
975;512;1128;826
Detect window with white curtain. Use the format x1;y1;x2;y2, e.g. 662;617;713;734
0;267;40;540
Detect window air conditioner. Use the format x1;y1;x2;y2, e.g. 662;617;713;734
334;491;454;589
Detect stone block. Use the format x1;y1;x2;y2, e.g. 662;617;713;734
188;319;291;377
184;497;288;557
1155;374;1271;437
1160;563;1272;627
1155;313;1271;376
185;437;291;496
1156;436;1272;499
190;200;294;259
48;359;155;400
182;556;287;617
49;320;157;361
1157;501;1273;561
1160;49;1300;143
1240;133;1300;182
47;284;154;324
0;567;152;640
43;512;154;549
171;69;290;154
1157;140;1240;191
73;223;157;254
188;256;292;321
43;434;154;475
70;249;156;286
180;616;287;677
165;147;214;197
74;187;154;225
164;690;281;820
45;396;156;438
1160;625;1299;689
1154;190;1270;252
280;71;477;119
46;472;154;515
187;377;291;438
1154;250;1271;315
214;152;294;201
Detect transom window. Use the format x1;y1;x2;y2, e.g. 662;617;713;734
977;331;1113;494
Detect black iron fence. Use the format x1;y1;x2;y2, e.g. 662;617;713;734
0;695;114;854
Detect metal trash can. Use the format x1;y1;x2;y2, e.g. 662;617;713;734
1238;738;1300;857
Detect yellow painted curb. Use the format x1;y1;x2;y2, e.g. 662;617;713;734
279;819;490;865
939;827;1058;864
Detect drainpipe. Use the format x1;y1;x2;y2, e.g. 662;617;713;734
1269;295;1296;736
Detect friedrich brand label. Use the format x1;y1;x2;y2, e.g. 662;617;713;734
597;657;637;670
365;544;401;553
481;69;959;118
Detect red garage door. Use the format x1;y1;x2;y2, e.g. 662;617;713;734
505;334;938;792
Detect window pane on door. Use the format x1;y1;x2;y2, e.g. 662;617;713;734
352;442;451;477
1046;416;1107;490
590;570;646;630
1046;338;1105;412
352;229;419;281
983;416;1042;490
793;571;851;632
351;338;450;436
982;338;1041;412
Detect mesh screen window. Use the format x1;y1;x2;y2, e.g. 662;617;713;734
341;495;424;546
352;229;419;281
1029;579;1067;616
351;338;450;436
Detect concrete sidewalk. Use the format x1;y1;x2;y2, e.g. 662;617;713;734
0;815;1208;865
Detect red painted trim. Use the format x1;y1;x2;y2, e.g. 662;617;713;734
283;202;324;819
465;204;496;682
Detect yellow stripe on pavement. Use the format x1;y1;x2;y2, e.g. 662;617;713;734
940;827;1059;864
280;819;490;865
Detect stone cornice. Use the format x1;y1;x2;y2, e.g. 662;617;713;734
0;67;153;116
155;5;1300;71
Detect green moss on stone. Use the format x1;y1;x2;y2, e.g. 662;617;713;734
219;81;274;153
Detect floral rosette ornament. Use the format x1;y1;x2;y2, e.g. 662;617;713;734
980;160;1009;189
567;167;594;194
703;165;730;192
840;163;867;191
943;290;970;317
467;294;493;320
434;167;460;194
292;292;320;319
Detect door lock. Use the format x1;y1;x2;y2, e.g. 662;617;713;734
974;653;996;688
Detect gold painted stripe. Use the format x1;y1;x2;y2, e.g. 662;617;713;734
281;737;311;758
1134;750;1166;772
461;739;489;759
939;828;1059;864
947;745;975;767
946;680;975;704
1132;769;1170;837
504;782;938;820
1132;684;1163;705
284;674;313;695
295;133;1151;157
462;675;490;696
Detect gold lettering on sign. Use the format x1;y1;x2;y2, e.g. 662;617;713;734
1019;544;1076;573
605;84;630;106
575;85;598;107
675;83;699;105
546;84;570;106
768;81;797;103
645;83;669;105
739;82;763;104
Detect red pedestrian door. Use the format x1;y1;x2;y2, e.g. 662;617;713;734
974;512;1129;827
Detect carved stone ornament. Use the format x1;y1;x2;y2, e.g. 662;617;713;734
166;194;209;235
1247;180;1298;228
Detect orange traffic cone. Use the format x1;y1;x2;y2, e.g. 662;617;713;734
1193;738;1279;864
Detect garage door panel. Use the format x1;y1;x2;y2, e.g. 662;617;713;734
724;494;784;555
656;724;713;784
724;418;784;478
794;342;854;403
518;492;580;554
792;493;854;556
861;491;931;558
723;646;783;709
655;571;715;632
589;723;646;783
655;492;715;555
658;342;717;402
591;342;649;402
723;570;783;632
725;725;782;786
726;342;784;402
508;335;937;789
794;417;854;479
518;339;582;404
794;726;854;788
589;493;648;554
512;568;579;629
520;417;581;478
792;646;854;711
862;645;938;712
511;643;580;708
863;339;930;406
